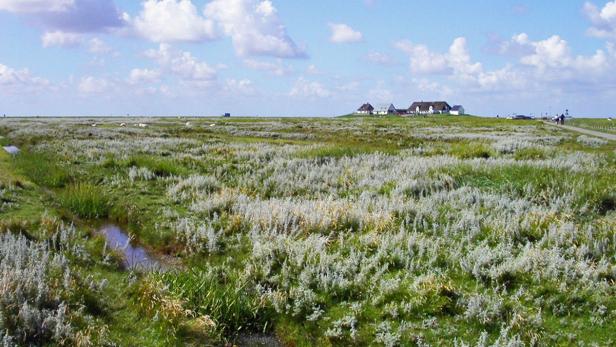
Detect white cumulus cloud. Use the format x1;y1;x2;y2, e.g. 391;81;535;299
519;35;571;69
133;0;217;43
585;1;616;39
395;40;449;74
499;33;609;75
397;33;616;95
0;63;50;92
145;44;217;86
205;0;306;58
329;23;363;43
396;37;521;91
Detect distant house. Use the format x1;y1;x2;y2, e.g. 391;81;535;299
356;103;374;115
451;105;465;115
408;101;452;115
375;104;397;115
223;113;231;117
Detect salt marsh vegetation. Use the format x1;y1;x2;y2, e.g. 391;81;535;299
0;115;614;346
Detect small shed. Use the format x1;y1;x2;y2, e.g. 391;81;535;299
451;105;465;115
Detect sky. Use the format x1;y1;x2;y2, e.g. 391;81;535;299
1;0;616;117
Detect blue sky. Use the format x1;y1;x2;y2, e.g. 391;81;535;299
1;0;616;117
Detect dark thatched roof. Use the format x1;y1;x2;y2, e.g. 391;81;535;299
409;101;452;112
358;103;374;111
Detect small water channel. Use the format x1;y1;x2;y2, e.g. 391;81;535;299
99;225;162;271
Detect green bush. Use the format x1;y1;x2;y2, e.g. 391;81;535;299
60;184;110;219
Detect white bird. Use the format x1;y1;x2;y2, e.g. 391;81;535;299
120;123;126;127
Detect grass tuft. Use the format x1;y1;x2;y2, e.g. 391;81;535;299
157;267;273;339
450;143;495;159
60;183;110;219
513;147;546;160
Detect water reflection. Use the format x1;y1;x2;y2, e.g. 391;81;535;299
99;225;161;271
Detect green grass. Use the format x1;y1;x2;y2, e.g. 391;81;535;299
297;145;390;159
450;142;495;159
514;147;547;160
60;183;110;219
84;267;177;347
441;163;616;216
0;150;55;232
568;118;616;135
14;151;72;188
157;267;273;340
103;154;186;177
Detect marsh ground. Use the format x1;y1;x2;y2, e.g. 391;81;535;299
0;115;615;346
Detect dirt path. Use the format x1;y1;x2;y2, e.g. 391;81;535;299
544;122;616;141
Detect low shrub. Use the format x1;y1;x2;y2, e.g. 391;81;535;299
0;225;108;345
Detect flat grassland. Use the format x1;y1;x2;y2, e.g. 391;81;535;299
567;118;616;135
0;116;615;346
